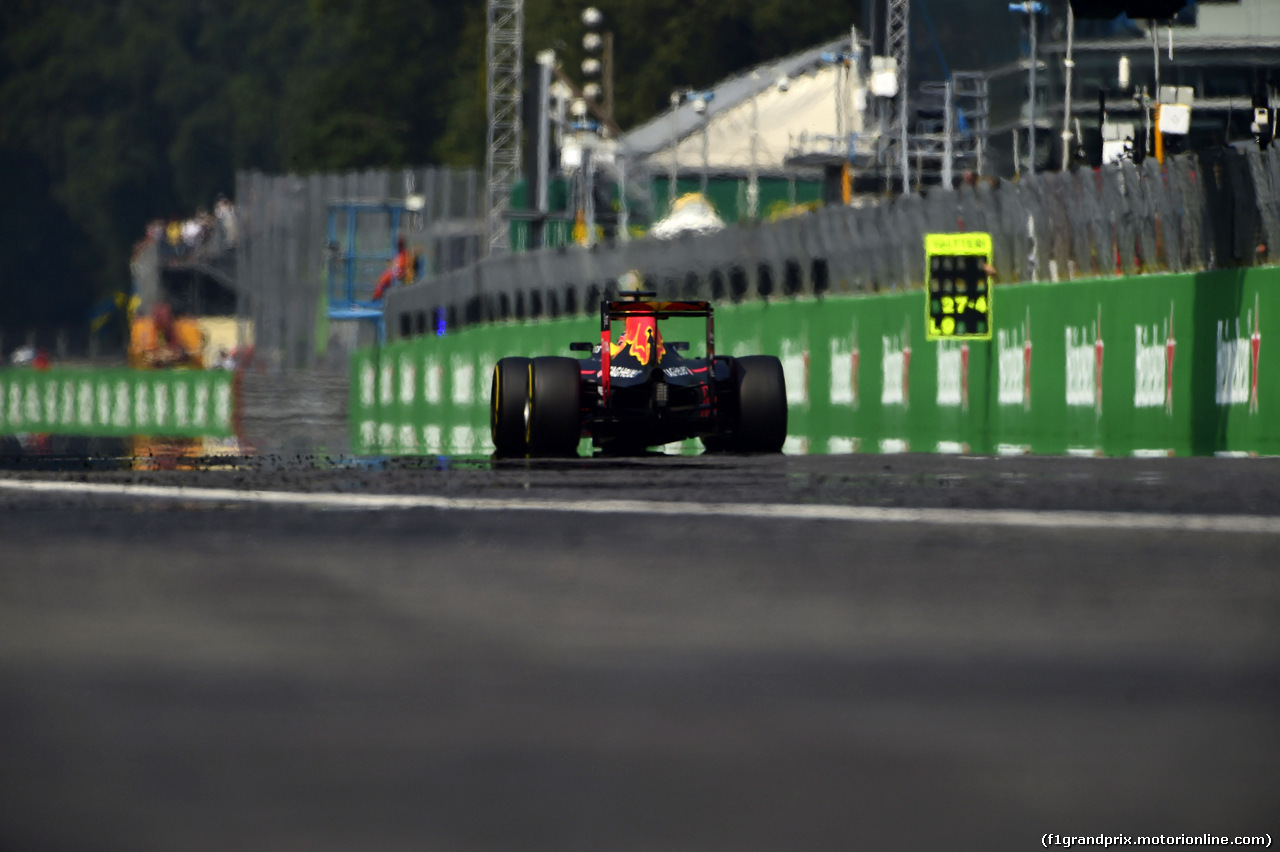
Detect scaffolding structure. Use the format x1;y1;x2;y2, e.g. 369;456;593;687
885;0;910;189
909;72;990;188
485;0;524;256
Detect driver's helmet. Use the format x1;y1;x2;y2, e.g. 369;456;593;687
618;269;643;292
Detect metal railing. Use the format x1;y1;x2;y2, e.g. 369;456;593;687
383;148;1280;342
235;166;485;371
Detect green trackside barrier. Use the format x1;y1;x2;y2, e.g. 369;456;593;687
352;319;600;456
0;368;236;439
713;292;995;455
976;268;1276;457
351;265;1279;457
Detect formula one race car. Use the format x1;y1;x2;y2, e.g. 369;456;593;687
490;292;787;456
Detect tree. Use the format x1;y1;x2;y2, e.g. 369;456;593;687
0;0;317;348
0;0;868;350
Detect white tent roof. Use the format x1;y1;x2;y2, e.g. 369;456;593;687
647;65;863;175
615;34;866;178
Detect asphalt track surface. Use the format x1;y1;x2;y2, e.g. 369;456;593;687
1;452;1278;851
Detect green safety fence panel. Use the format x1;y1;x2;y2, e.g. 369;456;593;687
351;319;598;456
0;368;237;439
1196;268;1276;456
972;268;1276;457
351;266;1280;457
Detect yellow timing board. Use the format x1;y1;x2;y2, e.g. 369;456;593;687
925;232;993;341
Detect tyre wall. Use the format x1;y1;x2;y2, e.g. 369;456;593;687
384;150;1280;345
351;266;1280;457
0;369;237;439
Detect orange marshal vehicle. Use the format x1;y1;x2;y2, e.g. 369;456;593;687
128;303;206;369
127;302;243;467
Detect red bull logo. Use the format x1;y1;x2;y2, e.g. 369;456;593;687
609;316;665;366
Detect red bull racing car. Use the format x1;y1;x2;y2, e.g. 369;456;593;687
490;292;787;456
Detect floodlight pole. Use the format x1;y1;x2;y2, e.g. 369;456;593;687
701;107;710;195
1151;19;1160;98
617;152;629;240
584;144;595;247
749;71;760;220
942;76;954;188
1061;2;1074;171
535;50;554;247
1028;3;1037;174
668;91;681;215
604;31;615;124
1008;2;1044;175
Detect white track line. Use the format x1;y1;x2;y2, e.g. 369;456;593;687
3;477;1280;535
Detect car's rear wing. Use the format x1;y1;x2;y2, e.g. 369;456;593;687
599;295;716;401
603;299;713;321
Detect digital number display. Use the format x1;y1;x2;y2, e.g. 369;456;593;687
925;233;994;341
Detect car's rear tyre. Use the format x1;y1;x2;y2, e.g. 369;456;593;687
491;357;531;457
527;356;582;456
730;355;787;453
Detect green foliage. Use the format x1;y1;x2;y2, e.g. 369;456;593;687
0;0;863;344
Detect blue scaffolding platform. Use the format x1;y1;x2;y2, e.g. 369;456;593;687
326;202;405;344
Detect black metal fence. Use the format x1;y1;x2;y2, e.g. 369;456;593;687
236;166;484;370
385;148;1280;342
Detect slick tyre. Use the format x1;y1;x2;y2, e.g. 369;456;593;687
731;355;787;453
491;357;531;457
526;356;582;456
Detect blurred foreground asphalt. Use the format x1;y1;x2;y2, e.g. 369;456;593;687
0;453;1277;850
